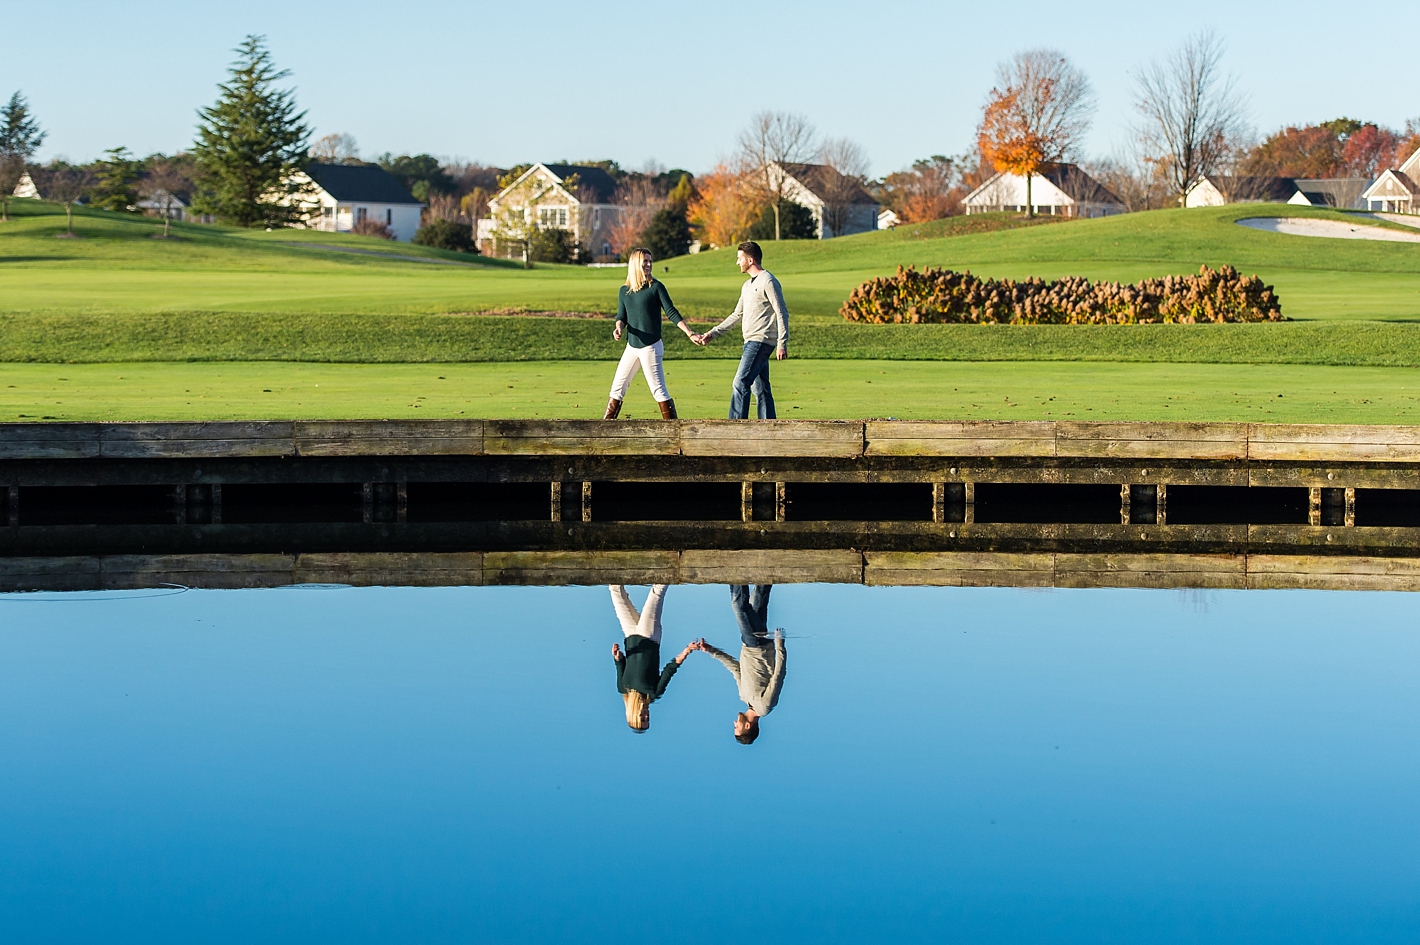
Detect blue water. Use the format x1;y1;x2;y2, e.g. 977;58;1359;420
1;582;1417;943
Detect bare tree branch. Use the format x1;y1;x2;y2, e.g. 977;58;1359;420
1132;31;1246;206
819;138;870;238
737;111;818;239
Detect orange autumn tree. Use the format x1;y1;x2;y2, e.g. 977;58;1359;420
687;162;761;250
976;50;1094;217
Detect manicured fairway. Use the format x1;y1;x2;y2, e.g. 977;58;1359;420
3;360;1417;423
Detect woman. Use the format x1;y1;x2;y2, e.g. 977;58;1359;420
609;584;696;732
604;248;696;420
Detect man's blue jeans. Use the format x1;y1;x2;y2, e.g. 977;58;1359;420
730;584;773;647
729;341;776;419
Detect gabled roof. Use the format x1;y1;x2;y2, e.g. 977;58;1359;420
1362;169;1419;200
777;162;877;205
1201;175;1299;202
964;163;1122;207
1290;178;1370;208
542;163;618;203
1402;147;1420;177
307;163;421;204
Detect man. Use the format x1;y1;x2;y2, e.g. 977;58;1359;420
694;584;786;745
691;240;788;419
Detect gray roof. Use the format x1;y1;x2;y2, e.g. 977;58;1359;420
779;162;878;205
1040;163;1123;206
1291;178;1370;209
307;163;421;204
1203;176;1299;202
543;163;618;203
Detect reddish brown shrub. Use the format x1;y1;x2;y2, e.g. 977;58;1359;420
351;218;394;240
839;264;1282;325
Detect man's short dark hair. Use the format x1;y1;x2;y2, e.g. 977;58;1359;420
736;717;761;745
736;241;762;265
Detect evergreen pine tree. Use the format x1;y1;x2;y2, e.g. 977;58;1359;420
92;147;143;212
192;35;311;227
0;91;47;222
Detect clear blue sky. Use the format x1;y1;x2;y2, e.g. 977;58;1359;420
7;0;1417;176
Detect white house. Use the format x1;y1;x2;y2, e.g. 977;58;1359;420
480;162;622;259
769;161;880;238
964;163;1124;217
1185;176;1299;207
133;188;214;223
288;163;424;241
1361;148;1420;214
878;208;900;229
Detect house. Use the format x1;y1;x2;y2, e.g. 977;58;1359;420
769;162;880;238
1185;176;1298;207
964;163;1124;217
878;208;899;229
1361;148;1420;214
480;162;622;259
287;163;424;241
1287;178;1371;209
133;188;214;224
12;172;39;199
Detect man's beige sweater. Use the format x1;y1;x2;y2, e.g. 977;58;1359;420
705;270;789;347
702;633;786;716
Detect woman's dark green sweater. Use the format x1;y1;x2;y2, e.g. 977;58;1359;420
617;281;683;349
614;634;681;700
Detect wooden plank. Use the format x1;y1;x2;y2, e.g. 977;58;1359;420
0;555;102;591
1055;553;1245;589
1249;525;1420;551
865;551;1056;587
295;552;483;587
1247;554;1420;591
1057;422;1248;460
484;420;678;455
1248;466;1420;489
295;420;483;456
100;553;297;589
1248;424;1420;462
677;549;863;585
680;420;864;457
100;421;295;458
864;420;1056;457
0;422;104;459
483;550;679;585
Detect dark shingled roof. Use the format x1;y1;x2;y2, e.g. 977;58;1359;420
1202;175;1299;202
307;163;421;204
1040;163;1123;206
543;163;619;203
778;162;877;204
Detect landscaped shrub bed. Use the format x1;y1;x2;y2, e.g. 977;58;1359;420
840;264;1283;324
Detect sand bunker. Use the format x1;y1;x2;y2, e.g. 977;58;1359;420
1236;217;1420;242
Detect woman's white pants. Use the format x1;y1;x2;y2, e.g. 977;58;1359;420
608;340;670;403
610;584;667;642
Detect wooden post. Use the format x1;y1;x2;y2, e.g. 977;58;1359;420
7;485;17;527
775;482;786;522
963;482;975;525
581;481;592;523
741;482;753;523
1345;487;1356;527
397;482;408;524
362;482;373;524
211;483;221;525
932;482;945;524
550;481;562;522
1308;487;1322;526
1120;483;1131;525
1157;483;1167;526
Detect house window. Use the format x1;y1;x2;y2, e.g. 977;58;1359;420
602;242;612;257
356;207;368;223
322;206;334;218
538;206;569;228
386;208;392;225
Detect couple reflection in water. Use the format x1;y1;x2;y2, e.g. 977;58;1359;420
610;583;786;743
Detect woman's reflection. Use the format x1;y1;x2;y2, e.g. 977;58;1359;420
609;584;695;733
697;584;786;745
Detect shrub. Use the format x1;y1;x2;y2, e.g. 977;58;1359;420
748;200;817;240
839;264;1283;325
642;206;692;259
529;227;577;264
350;218;394;239
412;218;476;253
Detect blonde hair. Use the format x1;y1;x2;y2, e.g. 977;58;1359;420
625;248;653;292
623;690;650;731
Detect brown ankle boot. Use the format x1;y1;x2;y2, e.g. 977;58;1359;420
658;399;678;420
603;398;622;420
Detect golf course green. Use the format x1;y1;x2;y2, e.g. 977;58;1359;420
2;197;1417;421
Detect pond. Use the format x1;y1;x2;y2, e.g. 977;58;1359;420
1;582;1417;943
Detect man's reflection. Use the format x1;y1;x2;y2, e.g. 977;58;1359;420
609;584;695;733
697;584;786;745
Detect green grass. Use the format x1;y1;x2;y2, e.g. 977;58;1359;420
4;360;1418;423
